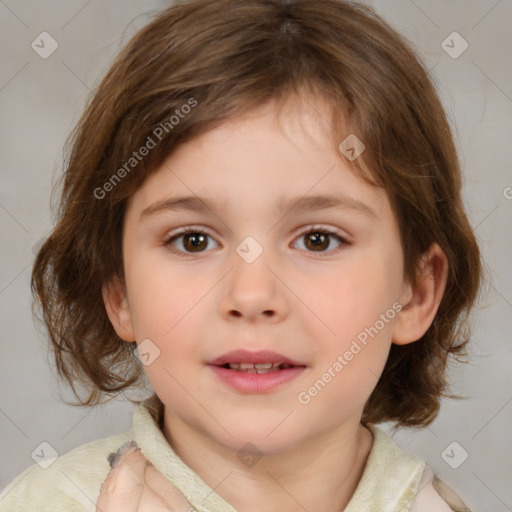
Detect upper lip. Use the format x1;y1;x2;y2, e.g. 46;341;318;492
207;350;306;367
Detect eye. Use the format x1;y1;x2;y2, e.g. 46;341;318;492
163;227;219;256
292;226;349;254
163;225;350;257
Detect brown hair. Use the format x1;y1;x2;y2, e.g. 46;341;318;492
32;0;483;427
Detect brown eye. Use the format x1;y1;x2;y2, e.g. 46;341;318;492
293;228;348;254
182;232;208;252
164;228;218;255
304;232;330;251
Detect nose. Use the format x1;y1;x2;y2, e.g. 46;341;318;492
218;244;290;323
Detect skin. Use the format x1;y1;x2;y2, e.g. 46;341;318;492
102;94;448;512
96;443;193;512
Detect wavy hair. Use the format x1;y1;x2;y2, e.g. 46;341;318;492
32;0;484;427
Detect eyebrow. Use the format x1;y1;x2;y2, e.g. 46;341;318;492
140;193;377;220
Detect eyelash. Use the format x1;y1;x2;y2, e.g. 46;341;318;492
162;225;350;257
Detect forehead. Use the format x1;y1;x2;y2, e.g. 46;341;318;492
127;97;390;224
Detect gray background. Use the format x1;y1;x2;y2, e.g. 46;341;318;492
1;1;511;510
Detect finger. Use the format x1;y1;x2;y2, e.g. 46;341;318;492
143;463;197;511
96;443;148;512
97;441;197;512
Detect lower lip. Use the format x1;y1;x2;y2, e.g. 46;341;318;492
207;365;306;393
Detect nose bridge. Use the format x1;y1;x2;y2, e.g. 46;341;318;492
232;233;276;297
220;233;288;320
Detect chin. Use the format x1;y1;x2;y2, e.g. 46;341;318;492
213;416;306;454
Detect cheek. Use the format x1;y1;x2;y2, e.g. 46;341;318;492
297;255;397;393
126;252;206;339
301;254;398;339
125;259;210;390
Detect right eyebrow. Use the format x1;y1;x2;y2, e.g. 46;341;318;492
140;195;227;220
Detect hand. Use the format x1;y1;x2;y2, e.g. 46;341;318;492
96;441;196;512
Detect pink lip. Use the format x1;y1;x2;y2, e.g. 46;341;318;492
206;350;307;394
207;349;305;366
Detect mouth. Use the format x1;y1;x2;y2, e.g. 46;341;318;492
217;362;298;373
207;349;306;371
207;350;307;393
206;350;307;392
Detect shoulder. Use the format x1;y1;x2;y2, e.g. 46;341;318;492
347;425;472;512
0;430;132;512
410;465;472;512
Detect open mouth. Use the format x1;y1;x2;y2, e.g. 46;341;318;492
207;351;306;392
218;362;296;373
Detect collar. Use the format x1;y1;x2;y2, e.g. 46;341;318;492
132;397;425;512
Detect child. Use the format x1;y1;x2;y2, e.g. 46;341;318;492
0;0;482;510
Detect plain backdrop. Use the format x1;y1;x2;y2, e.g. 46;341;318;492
1;1;511;510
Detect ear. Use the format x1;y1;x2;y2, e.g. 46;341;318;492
102;275;136;342
392;243;448;345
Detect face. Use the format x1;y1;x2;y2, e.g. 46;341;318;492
108;96;416;455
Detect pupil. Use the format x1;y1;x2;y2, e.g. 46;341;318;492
184;233;206;252
307;232;328;251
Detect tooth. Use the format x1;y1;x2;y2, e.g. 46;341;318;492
228;363;241;369
256;369;270;373
240;363;255;369
254;363;273;369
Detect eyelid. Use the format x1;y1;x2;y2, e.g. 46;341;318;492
294;224;350;241
165;225;213;239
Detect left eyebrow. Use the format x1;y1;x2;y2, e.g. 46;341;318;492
276;194;378;219
140;193;377;220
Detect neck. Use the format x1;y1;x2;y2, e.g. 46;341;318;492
162;412;373;512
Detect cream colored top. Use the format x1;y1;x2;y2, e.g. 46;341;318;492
0;397;471;511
